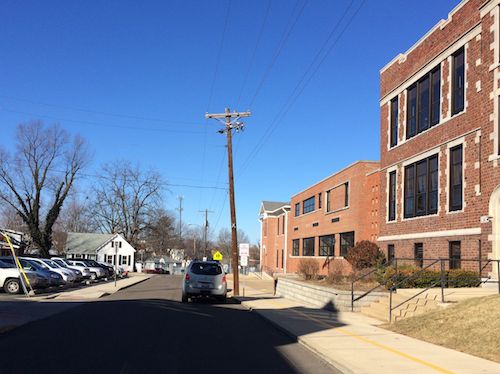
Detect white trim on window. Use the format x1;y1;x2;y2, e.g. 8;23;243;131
446;137;466;214
386;165;398;224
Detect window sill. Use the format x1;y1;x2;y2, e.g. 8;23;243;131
401;213;439;222
325;206;349;215
446;208;464;215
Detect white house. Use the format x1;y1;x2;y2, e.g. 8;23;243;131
65;232;136;272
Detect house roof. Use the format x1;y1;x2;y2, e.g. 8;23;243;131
261;201;289;212
65;232;116;254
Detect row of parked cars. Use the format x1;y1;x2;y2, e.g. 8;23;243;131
0;257;117;295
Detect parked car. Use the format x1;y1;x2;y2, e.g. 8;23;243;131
95;261;115;277
181;260;227;303
0;257;63;287
52;257;91;279
27;258;76;285
0;259;47;294
43;259;83;282
67;259;106;280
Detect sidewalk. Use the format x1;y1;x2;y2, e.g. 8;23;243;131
229;273;500;374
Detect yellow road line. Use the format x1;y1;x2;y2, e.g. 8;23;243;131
285;305;453;374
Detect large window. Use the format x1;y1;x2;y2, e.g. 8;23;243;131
390;97;398;147
449;144;463;211
319;235;334;256
326;182;349;213
318;193;322;209
295;203;300;217
449;241;461;269
388;171;396;221
452;48;465;115
406;66;441;139
340;231;354;257
292;239;299;256
404;154;438;218
303;197;315;214
414;243;424;268
302;237;315;256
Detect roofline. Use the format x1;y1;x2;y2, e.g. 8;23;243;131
292;160;380;198
380;0;469;74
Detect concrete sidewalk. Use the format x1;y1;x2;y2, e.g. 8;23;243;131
229;273;500;374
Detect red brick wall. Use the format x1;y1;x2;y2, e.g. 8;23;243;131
261;213;286;274
379;0;500;267
286;161;380;276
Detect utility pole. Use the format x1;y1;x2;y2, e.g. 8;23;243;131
205;108;251;296
177;196;184;243
198;209;214;258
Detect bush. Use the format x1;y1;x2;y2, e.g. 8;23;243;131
298;258;319;280
377;266;481;289
346;241;385;271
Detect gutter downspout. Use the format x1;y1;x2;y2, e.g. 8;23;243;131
284;209;288;274
259;216;263;272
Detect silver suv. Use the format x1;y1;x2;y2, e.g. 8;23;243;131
181;261;227;303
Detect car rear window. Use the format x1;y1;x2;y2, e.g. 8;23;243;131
190;263;222;275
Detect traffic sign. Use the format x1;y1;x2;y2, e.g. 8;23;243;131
240;255;248;267
239;243;249;257
213;251;223;261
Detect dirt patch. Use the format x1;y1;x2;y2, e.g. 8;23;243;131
383;295;500;363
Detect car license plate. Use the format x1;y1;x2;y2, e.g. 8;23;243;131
199;283;211;289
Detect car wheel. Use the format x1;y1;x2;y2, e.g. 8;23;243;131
181;293;189;303
90;272;97;281
217;295;227;303
4;279;21;294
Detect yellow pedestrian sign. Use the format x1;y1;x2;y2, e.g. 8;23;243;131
213;251;223;261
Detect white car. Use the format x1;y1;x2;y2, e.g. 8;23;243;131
0;260;45;294
52;257;91;279
26;258;76;284
67;260;106;280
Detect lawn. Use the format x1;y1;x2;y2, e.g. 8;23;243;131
383;295;500;363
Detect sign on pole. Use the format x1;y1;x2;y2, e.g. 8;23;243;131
239;243;250;257
213;251;223;261
240;255;248;267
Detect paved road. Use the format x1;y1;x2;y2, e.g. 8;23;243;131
0;275;337;374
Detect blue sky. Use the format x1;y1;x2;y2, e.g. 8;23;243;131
0;0;460;243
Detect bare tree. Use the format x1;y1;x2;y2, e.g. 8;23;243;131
89;160;163;248
143;208;177;256
216;227;249;262
0;121;89;257
56;196;94;233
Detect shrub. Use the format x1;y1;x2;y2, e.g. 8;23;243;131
326;260;346;284
447;269;481;288
346;241;385;271
298;258;319;280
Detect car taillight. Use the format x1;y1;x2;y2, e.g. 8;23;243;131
185;274;190;282
222;275;226;283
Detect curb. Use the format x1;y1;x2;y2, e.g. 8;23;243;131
235;296;351;373
109;276;151;293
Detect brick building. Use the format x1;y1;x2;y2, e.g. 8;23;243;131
378;0;500;277
259;161;380;276
259;201;290;274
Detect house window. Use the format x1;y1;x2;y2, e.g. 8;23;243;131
326;182;349;212
303;197;315;214
414;243;424;268
276;251;279;267
119;242;122;248
452;48;465;115
388;171;396;221
282;215;285;234
406;66;441;139
295;203;300;217
281;249;284;269
449;144;463;211
449;241;461;269
292;239;299;256
106;255;113;263
263;221;267;237
319;235;334;256
404;154;438;218
277;217;280;235
318;193;322;209
340;231;354;257
390;97;398;147
302;237;315;256
111;242;114;248
387;244;395;263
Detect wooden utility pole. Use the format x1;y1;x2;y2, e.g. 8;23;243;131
205;108;251;296
198;209;214;258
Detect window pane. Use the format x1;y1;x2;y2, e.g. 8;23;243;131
449;241;461;269
303;197;315;214
431;68;441;125
428;156;438;213
319;235;334;256
390;97;398;147
452;49;465;115
303;237;315;256
418;76;430;132
407;85;417;138
292;239;299;256
388;244;395;262
404;165;415;218
388;171;396;221
450;145;463;211
414;243;423;268
340;232;354;257
295;203;300;216
416;161;427;215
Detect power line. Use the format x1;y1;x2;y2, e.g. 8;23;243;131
0;94;199;126
2;108;204;134
247;0;308;108
238;0;365;176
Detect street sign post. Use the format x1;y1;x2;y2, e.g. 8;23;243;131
239;243;249;257
240;255;248;267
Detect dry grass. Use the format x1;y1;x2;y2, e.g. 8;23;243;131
383;295;500;363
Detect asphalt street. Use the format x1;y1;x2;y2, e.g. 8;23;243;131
0;275;337;374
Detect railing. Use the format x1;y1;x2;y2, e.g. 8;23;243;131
387;258;500;322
